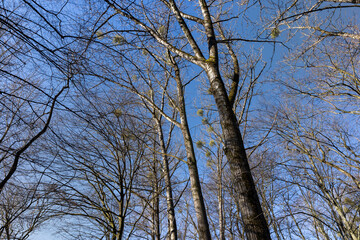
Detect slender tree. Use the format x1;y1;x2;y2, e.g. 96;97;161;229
99;1;272;238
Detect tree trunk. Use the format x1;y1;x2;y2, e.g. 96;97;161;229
155;119;178;240
151;142;161;240
217;157;225;240
173;62;212;240
205;63;271;240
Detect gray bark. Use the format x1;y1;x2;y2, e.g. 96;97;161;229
205;63;271;240
155;118;178;240
172;60;212;240
152;161;160;240
197;0;271;238
217;156;225;240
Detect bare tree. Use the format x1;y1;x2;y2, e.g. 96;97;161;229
87;1;273;238
0;0;74;192
42;85;154;239
0;180;56;240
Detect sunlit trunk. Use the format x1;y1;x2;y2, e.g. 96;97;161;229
155;119;178;240
173;63;212;240
205;63;271;240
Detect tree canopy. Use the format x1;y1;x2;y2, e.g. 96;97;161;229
0;1;359;239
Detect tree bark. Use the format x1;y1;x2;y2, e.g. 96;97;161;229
217;157;225;240
155;118;178;240
172;61;212;240
151;159;160;240
205;63;271;240
197;0;271;238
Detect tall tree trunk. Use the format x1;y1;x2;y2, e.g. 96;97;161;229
151;142;161;240
217;156;225;240
205;63;271;240
152;182;160;240
197;0;271;238
155;118;178;240
172;61;212;240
